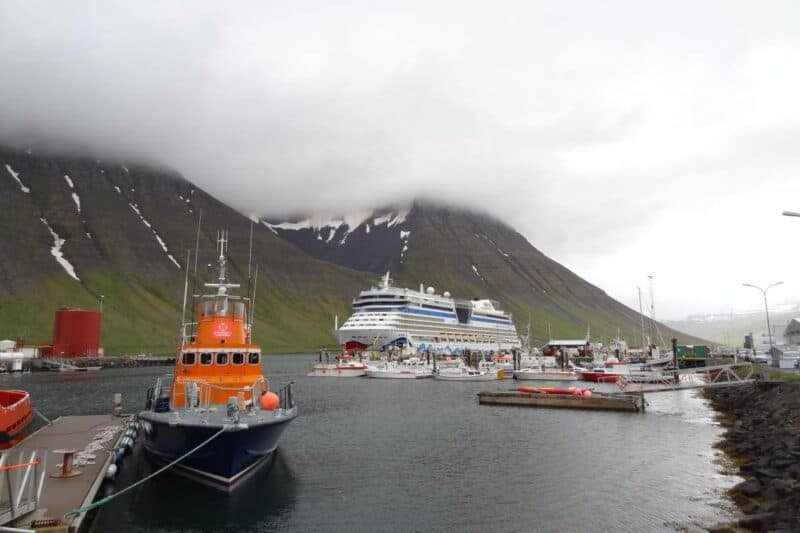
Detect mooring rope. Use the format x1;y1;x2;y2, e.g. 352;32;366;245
33;408;52;426
64;424;229;519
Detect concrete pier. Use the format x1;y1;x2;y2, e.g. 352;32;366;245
9;415;125;532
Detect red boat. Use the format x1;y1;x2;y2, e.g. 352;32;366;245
577;367;627;383
0;390;32;449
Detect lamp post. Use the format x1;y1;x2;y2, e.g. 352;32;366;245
742;282;783;357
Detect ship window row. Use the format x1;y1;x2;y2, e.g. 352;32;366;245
182;352;260;366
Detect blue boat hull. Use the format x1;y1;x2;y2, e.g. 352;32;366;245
139;412;296;488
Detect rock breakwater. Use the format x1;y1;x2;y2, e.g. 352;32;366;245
705;382;800;531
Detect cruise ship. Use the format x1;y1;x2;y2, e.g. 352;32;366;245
336;273;521;355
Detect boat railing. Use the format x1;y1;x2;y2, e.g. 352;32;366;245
171;376;269;411
0;448;46;526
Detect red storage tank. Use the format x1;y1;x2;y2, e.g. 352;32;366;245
51;308;102;357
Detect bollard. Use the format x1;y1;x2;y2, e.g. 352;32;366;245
51;449;82;478
113;393;122;417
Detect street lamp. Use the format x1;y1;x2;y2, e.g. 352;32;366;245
742;282;783;357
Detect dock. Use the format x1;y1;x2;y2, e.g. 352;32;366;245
478;390;642;412
8;415;126;532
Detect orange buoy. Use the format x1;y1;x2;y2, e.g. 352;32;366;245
583;390;592;397
259;391;279;410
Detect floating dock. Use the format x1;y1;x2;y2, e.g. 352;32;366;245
478;390;643;412
8;414;125;532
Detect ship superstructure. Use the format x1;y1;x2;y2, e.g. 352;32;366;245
337;272;521;354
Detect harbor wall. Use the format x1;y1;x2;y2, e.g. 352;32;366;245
705;382;800;530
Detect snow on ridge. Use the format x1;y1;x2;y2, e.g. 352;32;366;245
114;185;122;194
71;193;81;213
373;209;409;228
39;218;80;281
122;166;130;174
128;203;180;269
261;221;278;235
471;264;485;281
365;224;370;234
5;164;30;194
400;230;411;240
264;219;313;231
325;226;338;244
63;174;74;189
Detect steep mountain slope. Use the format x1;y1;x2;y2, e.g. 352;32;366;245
265;202;702;346
0;146;369;353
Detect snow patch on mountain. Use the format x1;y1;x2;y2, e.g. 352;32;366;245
62;174;81;213
471;264;485;281
39;218;80;281
128;203;181;269
63;174;74;189
5;164;30;194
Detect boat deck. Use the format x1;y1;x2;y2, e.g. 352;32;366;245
10;414;125;532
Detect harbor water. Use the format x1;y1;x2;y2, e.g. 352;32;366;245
4;354;739;532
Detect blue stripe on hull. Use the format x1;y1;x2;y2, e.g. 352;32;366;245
140;415;295;486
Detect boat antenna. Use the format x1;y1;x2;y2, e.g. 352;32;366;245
249;263;259;333
637;286;646;349
189;208;202;340
180;248;191;348
248;219;254;278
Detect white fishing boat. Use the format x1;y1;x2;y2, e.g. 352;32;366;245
308;355;368;377
513;368;579;381
434;365;499;381
365;358;433;379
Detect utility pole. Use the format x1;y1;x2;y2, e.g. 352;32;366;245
742;282;783;358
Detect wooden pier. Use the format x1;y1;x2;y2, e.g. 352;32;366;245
9;414;125;532
478;390;642;412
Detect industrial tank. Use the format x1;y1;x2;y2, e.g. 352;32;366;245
51;307;102;357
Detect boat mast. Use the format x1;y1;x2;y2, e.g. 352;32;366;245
180;249;191;348
188;208;202;341
637;286;646;349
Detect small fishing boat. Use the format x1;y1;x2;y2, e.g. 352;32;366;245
435;365;499;381
513;368;579;381
0;390;33;449
139;231;297;489
308;355;368;377
365;358;433;379
577;366;628;383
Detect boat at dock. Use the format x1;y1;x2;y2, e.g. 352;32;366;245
513;368;579;381
139;231;297;489
308;354;369;377
0;390;32;449
365;358;433;379
435;365;499;381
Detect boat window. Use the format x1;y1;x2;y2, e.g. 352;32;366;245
233;302;245;320
201;301;214;316
248;352;260;365
182;352;195;365
200;352;212;365
217;352;228;365
232;352;244;365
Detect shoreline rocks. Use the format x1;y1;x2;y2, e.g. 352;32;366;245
705;382;800;531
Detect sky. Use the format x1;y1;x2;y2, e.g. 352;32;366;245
1;1;799;319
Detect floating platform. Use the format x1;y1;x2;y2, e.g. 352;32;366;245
478;390;642;412
9;414;125;532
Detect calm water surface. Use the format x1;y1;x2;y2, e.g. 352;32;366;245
1;355;739;532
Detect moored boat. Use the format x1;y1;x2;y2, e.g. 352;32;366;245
308;355;368;377
365;358;433;379
139;231;297;489
435;365;499;381
513;368;579;381
0;390;32;449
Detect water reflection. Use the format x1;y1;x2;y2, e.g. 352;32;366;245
94;447;298;532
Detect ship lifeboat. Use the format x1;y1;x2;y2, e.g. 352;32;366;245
0;390;33;449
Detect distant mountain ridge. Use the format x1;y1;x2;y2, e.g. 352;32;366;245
0;145;703;352
263;201;705;346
